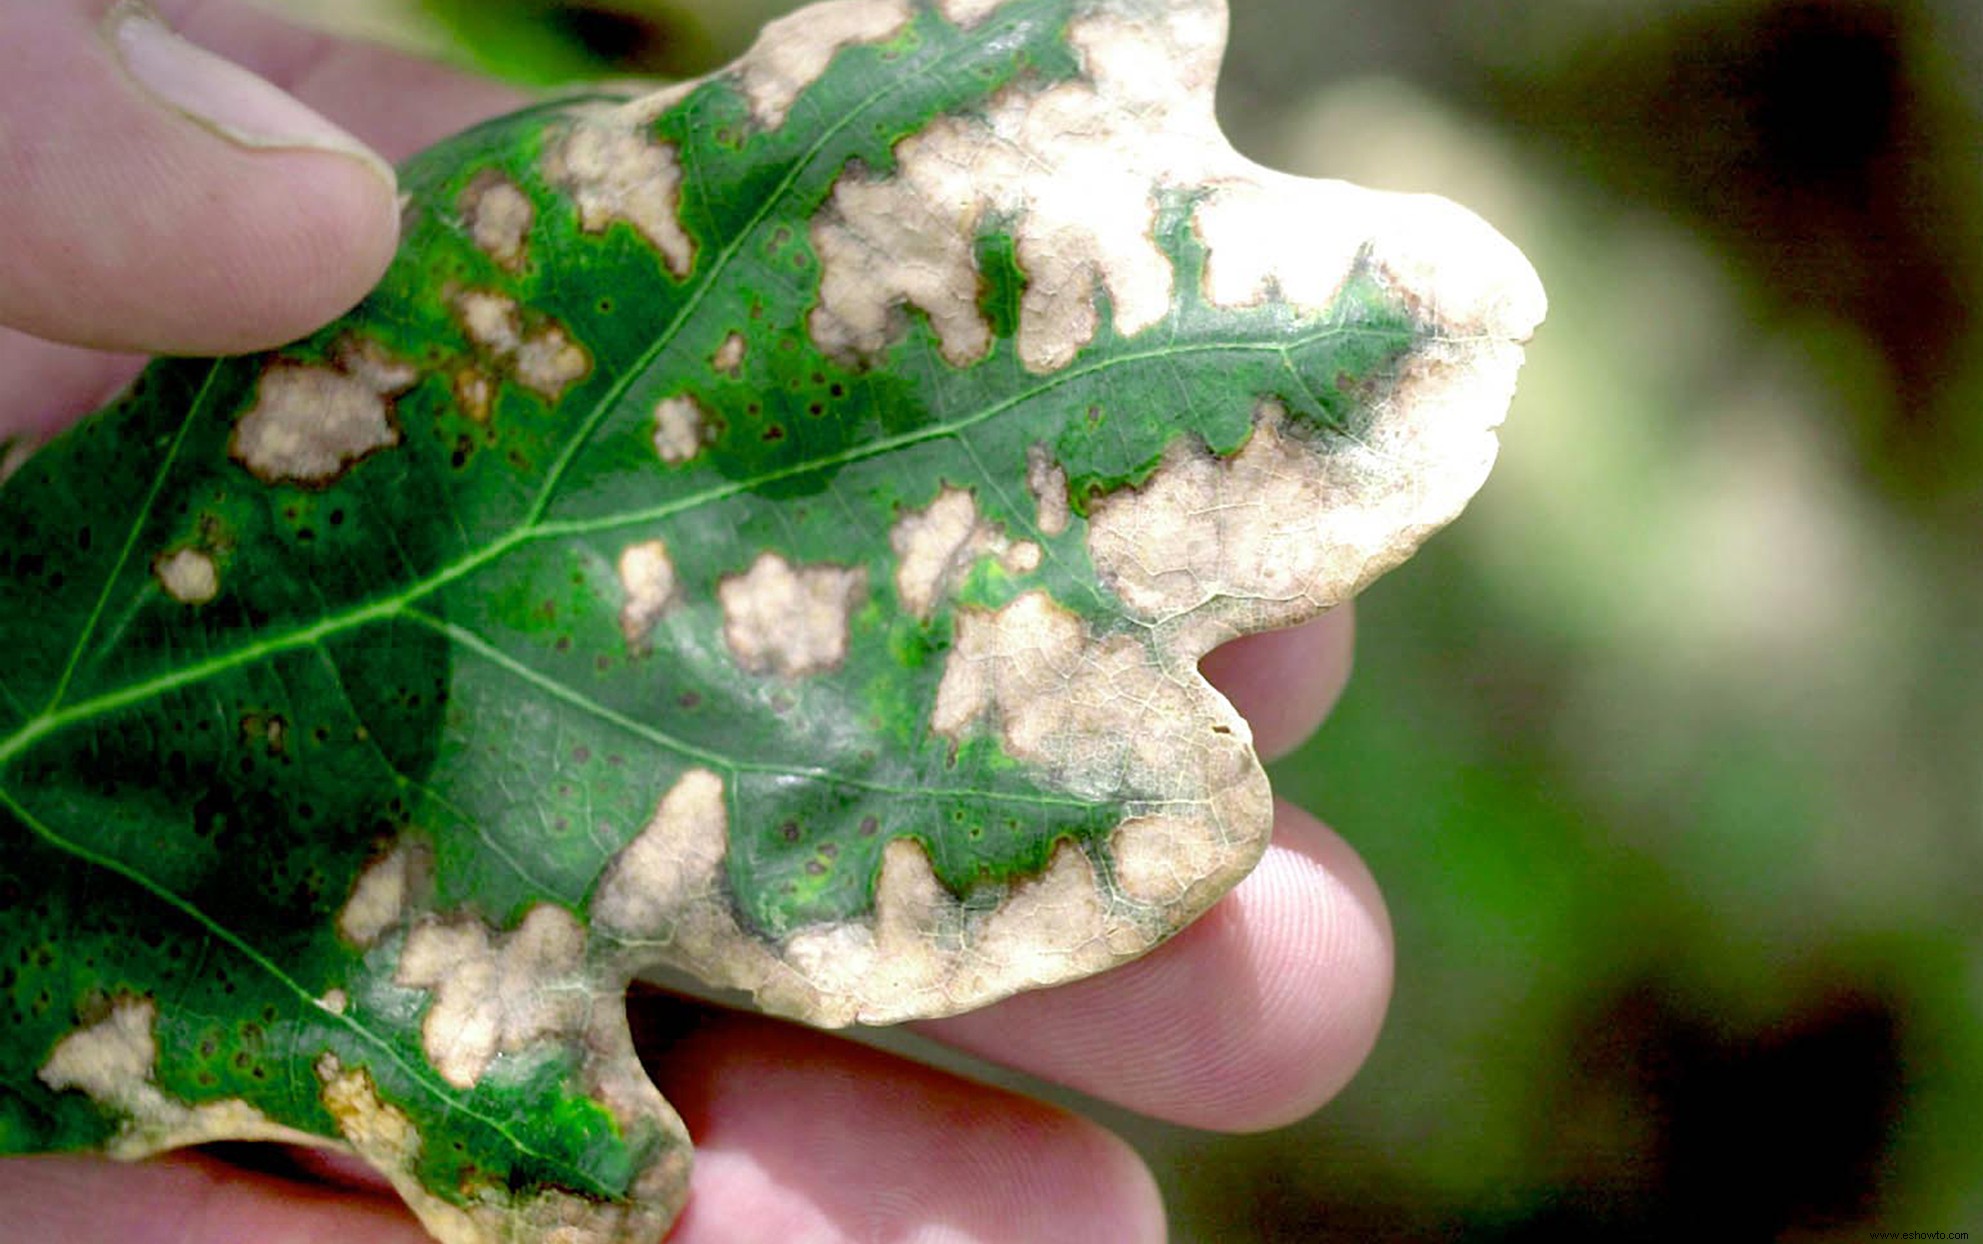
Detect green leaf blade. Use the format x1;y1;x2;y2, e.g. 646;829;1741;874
1;1;1544;1239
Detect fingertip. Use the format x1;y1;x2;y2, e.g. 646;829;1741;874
923;800;1394;1134
0;4;400;355
176;144;402;354
1201;606;1356;762
1246;799;1394;1127
0;1151;431;1244
652;1013;1167;1243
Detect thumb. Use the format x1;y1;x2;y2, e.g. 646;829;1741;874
0;0;400;356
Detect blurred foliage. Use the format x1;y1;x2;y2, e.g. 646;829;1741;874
258;0;1983;1237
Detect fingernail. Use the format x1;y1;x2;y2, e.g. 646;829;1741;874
104;0;396;193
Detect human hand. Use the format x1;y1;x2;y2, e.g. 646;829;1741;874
0;4;1395;1239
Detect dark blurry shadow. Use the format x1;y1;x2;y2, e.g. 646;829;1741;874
1484;0;1982;505
1486;979;1905;1241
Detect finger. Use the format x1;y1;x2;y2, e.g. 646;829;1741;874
920;800;1394;1133
153;0;531;162
0;1;398;355
636;1005;1166;1244
1200;605;1356;762
0;328;147;445
0;1150;430;1244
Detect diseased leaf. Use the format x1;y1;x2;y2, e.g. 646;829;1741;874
0;0;1544;1239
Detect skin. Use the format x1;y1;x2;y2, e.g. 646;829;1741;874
0;3;1394;1239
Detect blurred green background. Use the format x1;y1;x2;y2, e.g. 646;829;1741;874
265;0;1983;1236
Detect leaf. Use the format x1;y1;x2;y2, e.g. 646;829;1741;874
0;0;1544;1239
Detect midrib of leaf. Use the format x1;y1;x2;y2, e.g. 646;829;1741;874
0;326;1396;781
4;6;1061;770
0;783;619;1198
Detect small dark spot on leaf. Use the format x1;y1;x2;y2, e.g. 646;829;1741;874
554;636;572;653
805;860;826;876
781;821;801;843
763;425;785;442
678;691;701;709
328;509;345;527
572;746;592;764
820;842;839;860
807;403;824;417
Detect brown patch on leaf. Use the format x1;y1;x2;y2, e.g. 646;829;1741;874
453;289;592;404
616;539;676;651
230;340;416;487
544;105;695;278
713;333;747;379
394;905;590;1091
651;395;707;464
1027;446;1071;537
890;485;1043;620
39;997;319;1160
1084;393;1515;657
718;552;866;677
935;0;1006;27
152;547;217;605
459;171;534;271
805;5;1231;374
735;0;912;130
